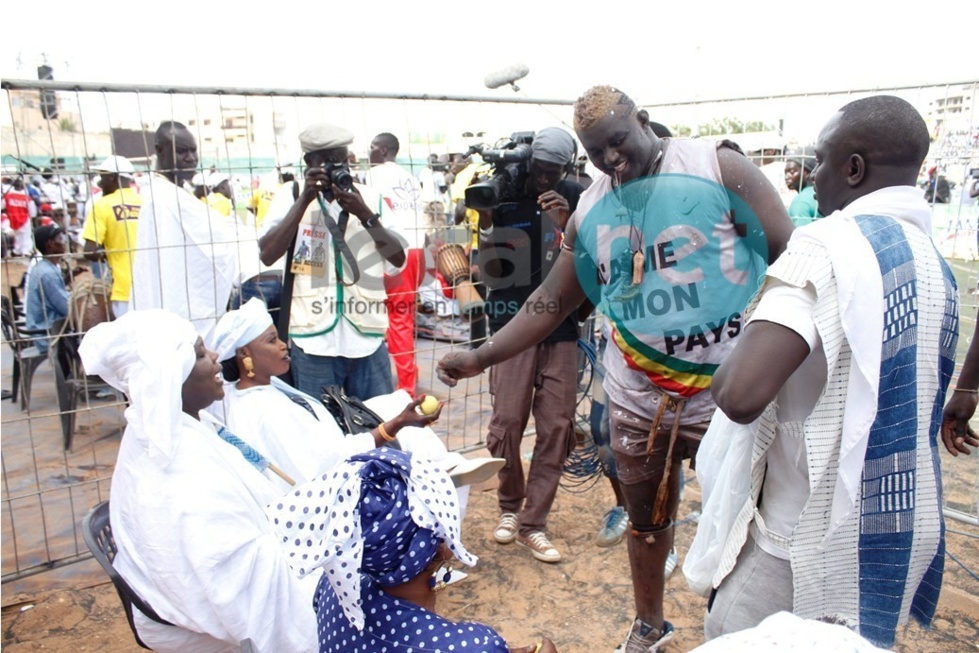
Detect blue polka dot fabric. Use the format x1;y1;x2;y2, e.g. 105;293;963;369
267;448;477;631
314;574;509;652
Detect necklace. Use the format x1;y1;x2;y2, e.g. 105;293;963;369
613;144;665;291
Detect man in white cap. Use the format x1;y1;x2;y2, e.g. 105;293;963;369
82;155;141;317
205;171;235;218
259;122;405;401
129;121;238;336
473;127;584;565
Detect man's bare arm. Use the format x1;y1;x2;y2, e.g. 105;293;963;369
83;239;104;263
941;319;979;456
717;147;794;264
437;220;586;385
712;320;810;423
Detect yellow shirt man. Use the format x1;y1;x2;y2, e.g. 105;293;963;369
449;162;487;250
248;188;274;227
82;187;142;302
206;192;233;218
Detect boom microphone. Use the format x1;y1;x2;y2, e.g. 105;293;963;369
484;64;530;91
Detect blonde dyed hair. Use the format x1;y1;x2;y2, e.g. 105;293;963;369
573;86;637;132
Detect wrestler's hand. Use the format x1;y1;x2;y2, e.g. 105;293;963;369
509;638;558;653
436;351;482;387
941;392;979;456
331;183;374;222
538;191;570;230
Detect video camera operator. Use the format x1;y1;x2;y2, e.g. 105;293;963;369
469;127;584;564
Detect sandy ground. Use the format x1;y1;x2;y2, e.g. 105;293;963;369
2;462;977;653
1;257;977;652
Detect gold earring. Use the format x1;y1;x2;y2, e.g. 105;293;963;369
242;356;255;378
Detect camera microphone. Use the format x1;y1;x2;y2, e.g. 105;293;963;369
484;64;529;91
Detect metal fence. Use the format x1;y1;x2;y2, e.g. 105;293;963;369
1;78;977;583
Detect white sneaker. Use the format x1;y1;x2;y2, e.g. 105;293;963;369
517;531;561;563
494;513;518;544
595;506;628;547
614;618;675;653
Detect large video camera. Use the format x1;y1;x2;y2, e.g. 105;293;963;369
464;131;534;210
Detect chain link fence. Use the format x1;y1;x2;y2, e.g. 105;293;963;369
2;79;976;583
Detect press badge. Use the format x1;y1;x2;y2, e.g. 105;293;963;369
291;208;330;282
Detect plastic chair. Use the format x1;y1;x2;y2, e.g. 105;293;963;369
1;295;48;410
82;501;174;650
48;318;114;451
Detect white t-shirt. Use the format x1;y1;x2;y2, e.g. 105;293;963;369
367;161;425;249
747;278;827;560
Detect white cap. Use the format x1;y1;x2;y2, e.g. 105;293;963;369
298;123;354;153
207;171;230;188
94;155;135;179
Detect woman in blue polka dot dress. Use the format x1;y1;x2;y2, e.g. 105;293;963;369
269;448;558;653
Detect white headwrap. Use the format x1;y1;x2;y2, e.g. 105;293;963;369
206;298;273;363
79;309;199;462
267;448;476;631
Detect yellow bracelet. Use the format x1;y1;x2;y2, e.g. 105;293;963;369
378;422;396;442
533;641;543;653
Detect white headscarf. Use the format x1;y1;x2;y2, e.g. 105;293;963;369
206;297;273;363
79;309;199;463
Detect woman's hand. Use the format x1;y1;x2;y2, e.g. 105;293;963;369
388;397;443;433
509;637;557;653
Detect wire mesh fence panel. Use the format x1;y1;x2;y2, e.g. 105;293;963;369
1;79;977;582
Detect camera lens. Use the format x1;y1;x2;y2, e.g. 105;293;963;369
330;167;354;191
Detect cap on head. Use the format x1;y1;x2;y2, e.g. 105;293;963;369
531;127;577;166
786;147;817;173
207;171;230;188
34;223;64;253
299;123;354;154
94;155;136;180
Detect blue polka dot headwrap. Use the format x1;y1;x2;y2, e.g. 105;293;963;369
267;448;475;630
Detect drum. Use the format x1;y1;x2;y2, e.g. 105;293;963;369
436;244;484;316
69;278;114;332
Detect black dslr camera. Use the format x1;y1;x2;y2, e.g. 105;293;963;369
326;163;354;192
464;131;535;210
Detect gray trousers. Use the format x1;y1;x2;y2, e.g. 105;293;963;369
703;534;794;640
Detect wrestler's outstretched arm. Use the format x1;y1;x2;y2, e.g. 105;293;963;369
437;220;585;386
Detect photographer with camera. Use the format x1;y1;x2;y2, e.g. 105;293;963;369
469;127;583;564
259;122;405;401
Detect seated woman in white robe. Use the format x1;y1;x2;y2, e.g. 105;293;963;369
206;298;500;488
79;309;321;653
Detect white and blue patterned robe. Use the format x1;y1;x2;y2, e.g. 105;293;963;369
715;186;957;647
